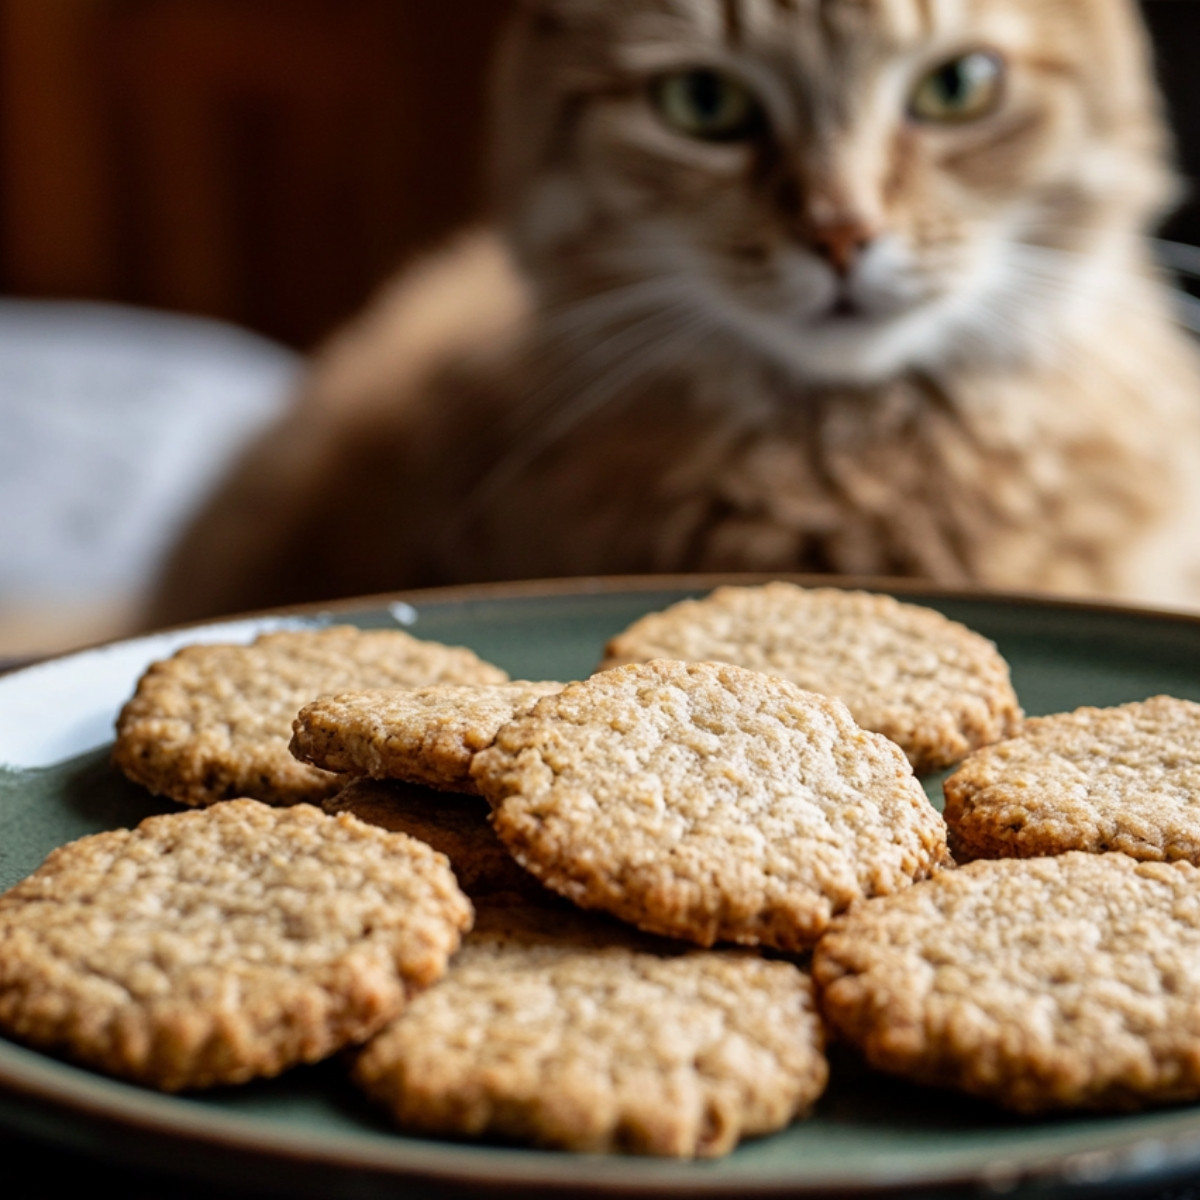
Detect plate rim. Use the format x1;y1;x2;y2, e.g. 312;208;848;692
6;572;1200;1197
152;569;1200;635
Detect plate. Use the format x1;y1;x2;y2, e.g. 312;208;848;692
5;574;1200;1198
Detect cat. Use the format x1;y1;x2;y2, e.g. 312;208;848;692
146;0;1200;627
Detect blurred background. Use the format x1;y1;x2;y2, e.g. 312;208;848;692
0;0;512;350
0;0;1198;658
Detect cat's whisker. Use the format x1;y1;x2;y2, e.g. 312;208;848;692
1004;244;1188;324
537;278;698;340
531;269;713;385
461;305;713;516
944;240;1186;347
521;289;696;395
500;302;706;450
493;291;689;417
1006;238;1160;284
938;266;1077;365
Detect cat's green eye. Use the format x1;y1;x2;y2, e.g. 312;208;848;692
909;51;1004;123
651;69;764;142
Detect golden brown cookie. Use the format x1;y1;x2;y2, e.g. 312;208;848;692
292;681;563;794
814;852;1200;1113
353;903;827;1157
470;659;949;951
324;777;557;904
943;695;1200;863
0;799;472;1091
113;625;509;807
599;583;1022;773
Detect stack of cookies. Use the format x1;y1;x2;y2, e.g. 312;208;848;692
3;584;1200;1158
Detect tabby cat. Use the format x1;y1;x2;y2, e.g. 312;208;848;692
148;0;1200;624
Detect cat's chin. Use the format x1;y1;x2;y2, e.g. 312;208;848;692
717;299;966;388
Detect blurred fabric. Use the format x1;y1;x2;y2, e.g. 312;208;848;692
0;300;297;655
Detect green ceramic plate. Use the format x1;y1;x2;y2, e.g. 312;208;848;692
4;574;1200;1199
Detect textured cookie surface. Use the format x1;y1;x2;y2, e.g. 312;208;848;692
600;583;1021;773
943;695;1200;863
292;681;563;794
814;852;1200;1113
325;777;556;903
470;659;948;950
353;904;827;1157
0;799;472;1090
113;625;509;807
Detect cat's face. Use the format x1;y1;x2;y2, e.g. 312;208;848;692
493;0;1173;386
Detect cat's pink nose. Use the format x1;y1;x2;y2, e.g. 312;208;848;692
808;219;876;276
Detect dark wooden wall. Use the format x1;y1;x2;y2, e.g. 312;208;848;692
0;0;1195;349
0;0;514;348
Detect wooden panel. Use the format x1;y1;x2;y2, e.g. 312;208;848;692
0;0;514;346
0;0;119;296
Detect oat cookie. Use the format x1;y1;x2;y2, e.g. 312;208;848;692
0;799;472;1091
292;681;563;794
943;695;1200;863
113;625;509;807
599;583;1021;773
325;777;556;903
814;851;1200;1113
353;904;827;1157
470;659;948;950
